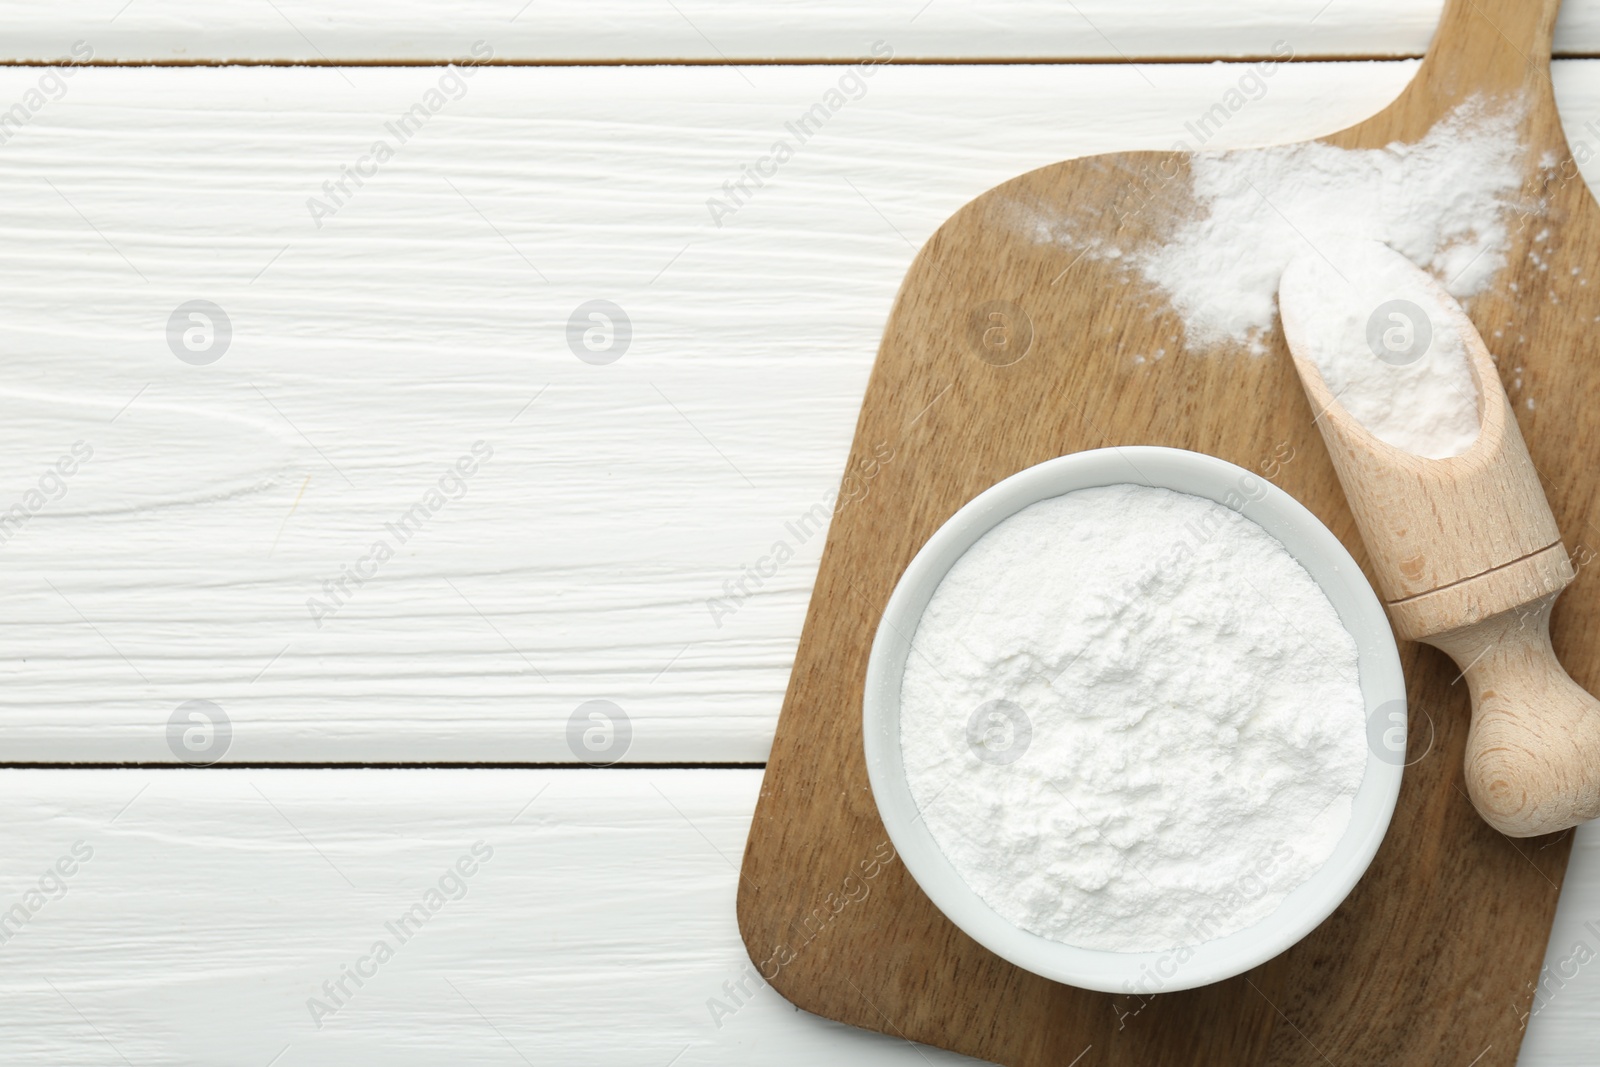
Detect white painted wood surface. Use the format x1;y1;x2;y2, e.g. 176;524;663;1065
0;767;1591;1065
0;12;1597;1061
1526;824;1600;1065
0;769;980;1065
7;0;1600;63
0;60;1425;764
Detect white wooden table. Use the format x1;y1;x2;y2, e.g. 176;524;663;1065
1;2;1598;1063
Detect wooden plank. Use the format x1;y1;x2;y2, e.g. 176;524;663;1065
0;768;983;1064
739;1;1600;1063
9;0;1600;63
0;60;1419;763
0;766;1588;1064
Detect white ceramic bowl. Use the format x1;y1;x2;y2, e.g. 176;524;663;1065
862;446;1406;993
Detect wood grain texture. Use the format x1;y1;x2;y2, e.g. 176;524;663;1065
0;61;1415;763
739;0;1599;1063
10;0;1600;63
0;769;979;1066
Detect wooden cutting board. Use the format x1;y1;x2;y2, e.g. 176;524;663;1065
737;1;1596;1063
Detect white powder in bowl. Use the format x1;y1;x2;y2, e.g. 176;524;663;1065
899;483;1367;953
1279;239;1480;460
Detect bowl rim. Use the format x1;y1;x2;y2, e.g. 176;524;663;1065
862;445;1406;994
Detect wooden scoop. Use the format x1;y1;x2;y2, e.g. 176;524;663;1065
1279;244;1600;837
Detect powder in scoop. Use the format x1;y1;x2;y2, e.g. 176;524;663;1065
1279;239;1480;459
899;484;1366;953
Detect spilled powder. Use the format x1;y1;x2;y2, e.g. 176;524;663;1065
1120;101;1526;352
899;484;1366;953
1279;240;1480;460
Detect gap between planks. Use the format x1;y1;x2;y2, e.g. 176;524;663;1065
45;53;1600;71
0;762;768;770
0;55;1448;67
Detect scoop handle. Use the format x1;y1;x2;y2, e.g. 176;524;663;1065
1430;596;1600;837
